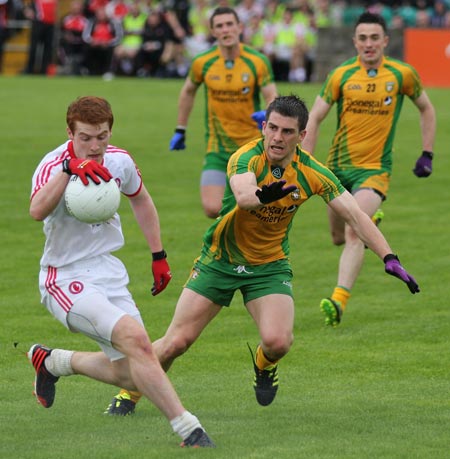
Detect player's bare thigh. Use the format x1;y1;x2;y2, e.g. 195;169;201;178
200;169;227;218
160;288;221;344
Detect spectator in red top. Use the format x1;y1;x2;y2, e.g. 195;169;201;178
23;0;57;74
106;0;129;21
82;6;123;76
83;0;109;18
59;0;88;75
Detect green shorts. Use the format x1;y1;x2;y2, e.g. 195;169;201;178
203;151;230;173
184;256;294;306
331;168;390;200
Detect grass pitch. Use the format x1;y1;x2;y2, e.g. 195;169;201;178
1;76;449;458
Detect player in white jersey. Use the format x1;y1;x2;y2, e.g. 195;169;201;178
27;96;214;448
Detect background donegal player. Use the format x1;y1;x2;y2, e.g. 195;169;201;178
169;6;278;218
302;12;435;327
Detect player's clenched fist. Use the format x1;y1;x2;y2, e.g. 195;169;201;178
62;158;112;185
169;128;186;150
151;250;172;296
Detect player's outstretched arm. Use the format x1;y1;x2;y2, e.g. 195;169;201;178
413;91;436;177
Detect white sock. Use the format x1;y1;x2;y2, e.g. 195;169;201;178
170;411;202;440
45;349;74;376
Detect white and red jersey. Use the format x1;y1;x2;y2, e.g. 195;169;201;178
31;140;143;269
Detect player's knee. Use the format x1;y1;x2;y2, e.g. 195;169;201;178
158;333;193;361
331;231;345;245
344;227;361;246
120;328;157;361
203;204;220;219
262;332;293;359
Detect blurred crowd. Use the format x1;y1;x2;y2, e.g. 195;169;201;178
1;0;449;79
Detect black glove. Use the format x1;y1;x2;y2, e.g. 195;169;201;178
255;180;297;204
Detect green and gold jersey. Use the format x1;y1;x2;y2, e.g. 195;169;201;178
320;55;423;172
189;44;275;155
201;138;345;266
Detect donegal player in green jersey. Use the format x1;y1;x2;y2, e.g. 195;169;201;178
106;8;277;415
150;95;418;408
303;12;435;327
169;6;278;219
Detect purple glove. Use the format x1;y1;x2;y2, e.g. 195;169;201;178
169;128;186;150
384;254;420;294
251;110;266;130
413;151;433;177
256;180;297;204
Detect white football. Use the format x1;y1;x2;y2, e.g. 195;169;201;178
64;175;121;224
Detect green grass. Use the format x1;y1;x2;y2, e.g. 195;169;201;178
1;76;449;458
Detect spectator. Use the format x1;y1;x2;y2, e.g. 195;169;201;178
59;0;88;75
184;0;210;58
112;0;147;76
263;0;286;23
395;0;418;27
415;7;431;26
269;8;308;82
161;0;191;77
314;0;333;28
136;9;173;77
390;12;406;28
22;0;57;74
429;0;448;26
242;13;273;55
105;0;129;21
367;1;394;26
235;0;264;25
83;0;109;18
290;0;314;26
82;5;123;76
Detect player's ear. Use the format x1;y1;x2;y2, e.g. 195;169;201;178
298;129;307;142
67;127;74;140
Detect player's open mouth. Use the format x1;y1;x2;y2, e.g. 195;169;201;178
270;145;284;152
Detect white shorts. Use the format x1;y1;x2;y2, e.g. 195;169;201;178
39;253;143;360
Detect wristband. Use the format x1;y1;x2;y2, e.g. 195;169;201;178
422;151;433;159
383;253;398;263
62;158;71;175
152;250;167;261
175;126;186;134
